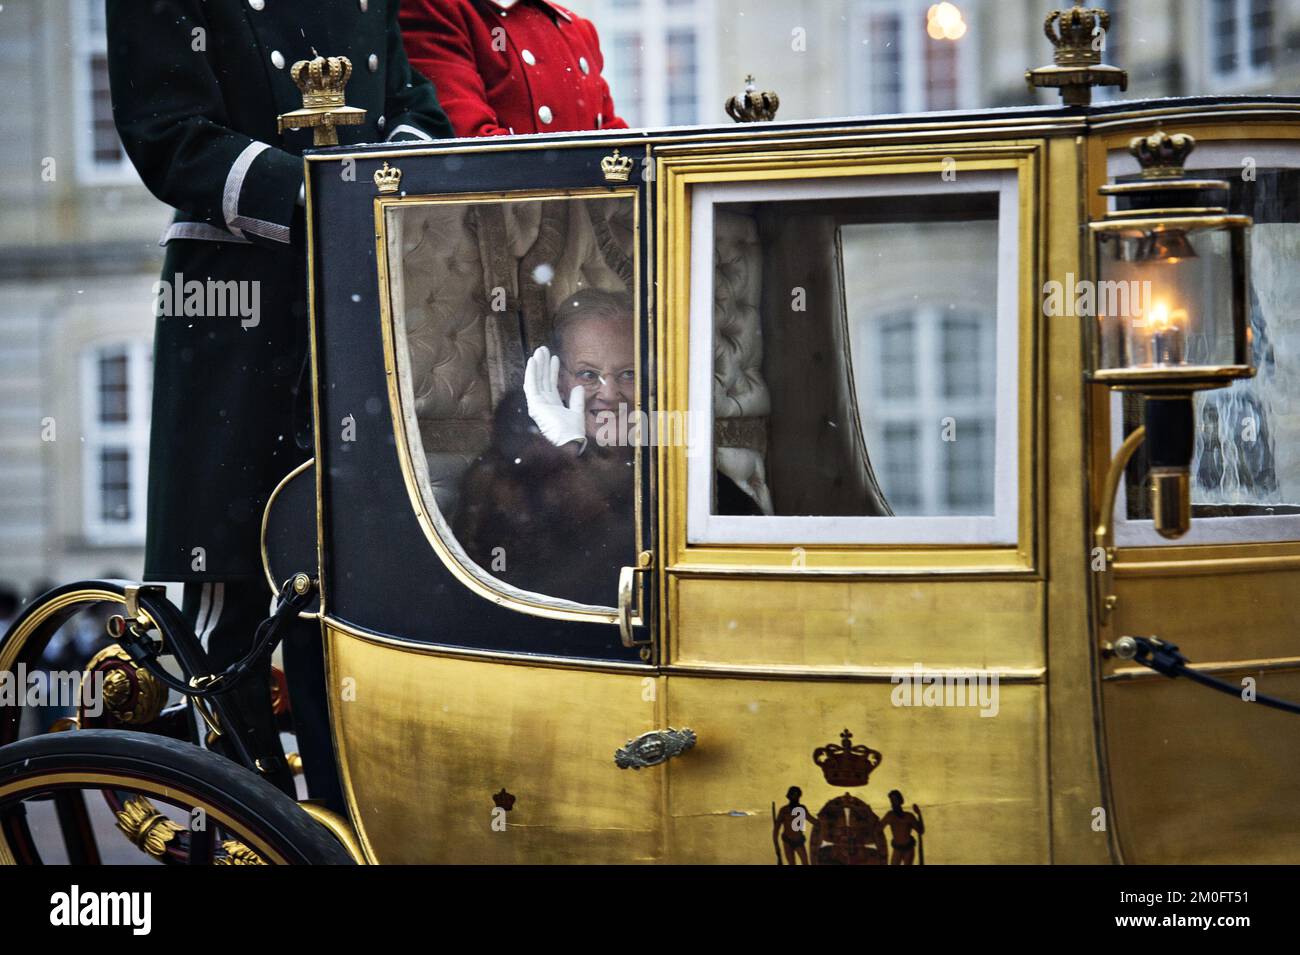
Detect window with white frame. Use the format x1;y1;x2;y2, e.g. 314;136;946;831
1207;0;1275;86
81;342;151;545
73;0;134;183
688;171;1020;547
849;0;974;116
589;0;714;128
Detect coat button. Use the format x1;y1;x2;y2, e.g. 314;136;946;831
368;54;379;72
521;49;536;66
378;116;386;129
596;112;603;128
538;106;553;124
579;56;590;75
271;50;285;69
248;0;264;10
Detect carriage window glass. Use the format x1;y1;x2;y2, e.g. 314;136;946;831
381;193;639;609
688;171;1021;546
1111;148;1300;545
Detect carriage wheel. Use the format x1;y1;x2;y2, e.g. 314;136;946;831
0;730;353;865
3;582;200;861
0;582;197;746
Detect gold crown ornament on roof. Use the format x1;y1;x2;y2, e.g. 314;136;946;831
725;75;780;124
1026;4;1128;106
1045;3;1110;66
1129;130;1197;179
373;161;403;194
601;149;634;183
277;49;367;146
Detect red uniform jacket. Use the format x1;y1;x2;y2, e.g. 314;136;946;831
400;0;628;137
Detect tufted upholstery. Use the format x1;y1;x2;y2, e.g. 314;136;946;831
394;196;634;519
712;211;774;514
393;198;777;523
399;203;497;518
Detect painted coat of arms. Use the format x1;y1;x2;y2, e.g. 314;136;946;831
772;729;926;865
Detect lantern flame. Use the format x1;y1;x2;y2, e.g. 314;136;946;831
1149;302;1170;331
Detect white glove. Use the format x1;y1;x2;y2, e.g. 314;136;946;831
523;346;587;451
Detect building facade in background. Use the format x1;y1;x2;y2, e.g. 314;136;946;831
1;0;1298;598
593;0;1300;127
1;0;168;600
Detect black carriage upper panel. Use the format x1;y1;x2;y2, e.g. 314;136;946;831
307;134;653;661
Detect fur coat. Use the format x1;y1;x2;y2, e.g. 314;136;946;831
454;388;635;606
454;389;765;606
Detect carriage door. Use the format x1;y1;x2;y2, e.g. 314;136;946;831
316;144;665;862
1095;134;1300;864
650;145;1044;863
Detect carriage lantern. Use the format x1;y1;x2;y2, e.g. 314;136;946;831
1089;131;1254;538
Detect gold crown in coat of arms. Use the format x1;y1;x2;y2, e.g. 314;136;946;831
813;728;883;788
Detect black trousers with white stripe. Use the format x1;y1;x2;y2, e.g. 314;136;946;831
181;581;344;812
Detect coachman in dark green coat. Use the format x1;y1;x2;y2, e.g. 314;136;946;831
106;0;452;803
108;0;452;582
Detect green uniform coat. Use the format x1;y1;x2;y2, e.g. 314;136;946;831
107;0;452;580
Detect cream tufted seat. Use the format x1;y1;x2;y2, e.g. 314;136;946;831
398;203;496;519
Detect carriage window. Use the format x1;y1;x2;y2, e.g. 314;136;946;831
688;171;1021;546
1111;147;1300;545
381;193;639;610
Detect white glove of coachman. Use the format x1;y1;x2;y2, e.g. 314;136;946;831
524;346;587;451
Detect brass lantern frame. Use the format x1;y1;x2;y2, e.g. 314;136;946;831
1086;213;1254;393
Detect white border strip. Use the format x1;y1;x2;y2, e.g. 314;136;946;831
685;170;1021;546
386;124;434;143
222;141;269;240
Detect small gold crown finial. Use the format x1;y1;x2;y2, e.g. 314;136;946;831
601;149;634;183
1026;4;1127;106
373;161;403;194
725;75;780;124
277;50;367;146
1129;131;1196;179
292;50;352;108
1044;4;1109;66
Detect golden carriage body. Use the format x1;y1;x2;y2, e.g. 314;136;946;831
286;94;1300;865
4;91;1300;867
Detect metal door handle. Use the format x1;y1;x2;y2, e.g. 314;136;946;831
615;728;696;769
617;551;653;648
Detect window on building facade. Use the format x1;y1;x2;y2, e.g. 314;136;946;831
1089;0;1125;102
592;0;713;128
81;342;151;545
73;0;134;182
860;305;997;516
1208;0;1275;85
850;0;972;116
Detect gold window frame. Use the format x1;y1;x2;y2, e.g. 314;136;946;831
656;143;1044;577
373;187;646;626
